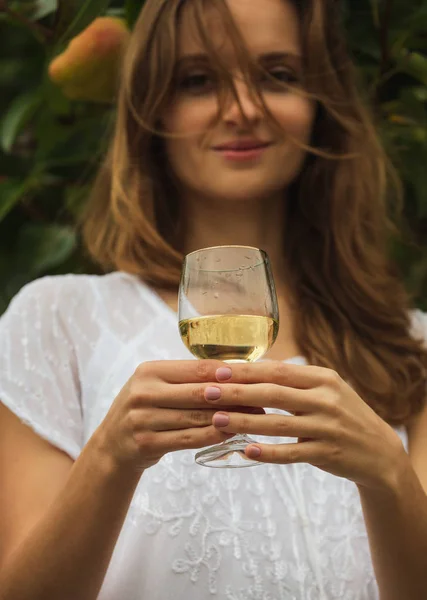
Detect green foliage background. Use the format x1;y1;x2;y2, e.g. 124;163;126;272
0;0;426;314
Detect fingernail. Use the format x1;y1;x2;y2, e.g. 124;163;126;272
247;445;262;458
216;367;232;381
213;412;230;427
205;386;222;401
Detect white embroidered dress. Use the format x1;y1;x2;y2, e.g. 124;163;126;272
1;272;426;600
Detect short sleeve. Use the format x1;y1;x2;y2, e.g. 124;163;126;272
0;277;83;460
410;308;427;348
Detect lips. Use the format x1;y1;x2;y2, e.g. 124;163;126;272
214;144;271;162
214;141;271;151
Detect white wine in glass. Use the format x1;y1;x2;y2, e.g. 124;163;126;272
178;245;279;468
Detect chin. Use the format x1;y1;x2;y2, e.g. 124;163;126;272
207;189;284;204
210;179;290;201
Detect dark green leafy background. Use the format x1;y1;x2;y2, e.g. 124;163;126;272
0;0;426;313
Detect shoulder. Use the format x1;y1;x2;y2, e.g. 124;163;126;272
406;307;427;445
1;272;166;353
2;271;143;318
409;307;427;342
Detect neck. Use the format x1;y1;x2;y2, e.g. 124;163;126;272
181;193;288;293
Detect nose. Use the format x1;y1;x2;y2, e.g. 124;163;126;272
222;77;262;127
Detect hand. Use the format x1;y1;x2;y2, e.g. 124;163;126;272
206;361;406;490
94;360;263;472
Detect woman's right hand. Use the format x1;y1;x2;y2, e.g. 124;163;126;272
94;360;238;472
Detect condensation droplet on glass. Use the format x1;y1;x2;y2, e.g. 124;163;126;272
214;293;219;299
215;258;221;263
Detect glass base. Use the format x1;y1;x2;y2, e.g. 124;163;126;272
195;434;264;468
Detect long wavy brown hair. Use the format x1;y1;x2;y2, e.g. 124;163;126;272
81;0;427;427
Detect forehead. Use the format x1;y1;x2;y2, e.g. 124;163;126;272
176;0;301;60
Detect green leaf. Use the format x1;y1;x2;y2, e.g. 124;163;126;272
0;154;32;178
55;0;111;46
42;76;73;115
0;178;33;222
400;141;427;218
54;0;83;39
0;90;42;153
32;0;58;20
408;256;427;296
404;5;427;30
125;0;143;28
369;0;380;28
0;223;77;306
35;112;112;165
399;88;427;126
397;50;427;85
65;184;91;217
14;223;77;275
106;8;126;18
0;58;24;88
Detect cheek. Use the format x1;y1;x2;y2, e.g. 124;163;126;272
162;98;215;138
272;95;315;142
162;100;215;168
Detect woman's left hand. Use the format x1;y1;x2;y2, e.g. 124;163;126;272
206;362;407;491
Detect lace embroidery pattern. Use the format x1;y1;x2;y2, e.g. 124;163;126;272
0;272;419;600
125;446;378;599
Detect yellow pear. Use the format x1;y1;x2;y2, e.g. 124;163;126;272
48;17;131;103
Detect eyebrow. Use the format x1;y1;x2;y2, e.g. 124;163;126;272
175;51;302;69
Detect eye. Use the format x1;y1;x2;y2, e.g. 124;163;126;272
263;69;299;88
179;73;215;94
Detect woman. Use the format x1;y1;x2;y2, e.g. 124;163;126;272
1;0;427;598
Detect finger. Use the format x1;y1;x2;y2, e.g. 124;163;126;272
135;360;229;384
135;407;263;431
204;382;318;413
212;412;322;438
214;361;338;389
243;440;327;464
132;381;268;410
138;408;219;431
135;426;235;455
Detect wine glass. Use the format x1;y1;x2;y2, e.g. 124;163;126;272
178;245;279;468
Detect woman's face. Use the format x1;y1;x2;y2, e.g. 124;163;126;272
161;0;315;205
